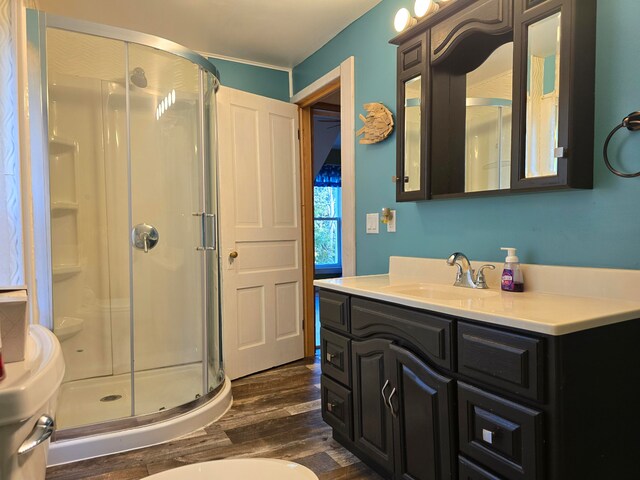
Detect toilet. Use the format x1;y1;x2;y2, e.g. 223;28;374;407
0;325;65;480
146;459;319;480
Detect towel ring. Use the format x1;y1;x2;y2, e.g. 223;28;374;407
602;111;640;178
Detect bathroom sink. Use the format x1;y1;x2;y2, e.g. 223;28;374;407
381;283;499;301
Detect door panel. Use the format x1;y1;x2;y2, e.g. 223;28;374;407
218;87;303;379
352;338;394;474
389;344;454;480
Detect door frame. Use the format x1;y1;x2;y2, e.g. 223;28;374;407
292;57;355;356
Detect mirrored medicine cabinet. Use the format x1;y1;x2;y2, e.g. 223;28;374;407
391;0;596;201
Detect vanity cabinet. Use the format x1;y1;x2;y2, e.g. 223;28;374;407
319;288;640;479
351;338;455;479
390;0;596;201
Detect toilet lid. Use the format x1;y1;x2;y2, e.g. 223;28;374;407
145;459;319;480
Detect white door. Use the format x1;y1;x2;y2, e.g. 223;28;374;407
218;86;304;379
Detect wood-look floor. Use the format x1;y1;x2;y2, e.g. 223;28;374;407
46;355;382;480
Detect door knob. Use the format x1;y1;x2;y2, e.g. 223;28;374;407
229;251;238;259
131;224;159;253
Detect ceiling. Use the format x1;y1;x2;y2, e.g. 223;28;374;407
32;0;381;68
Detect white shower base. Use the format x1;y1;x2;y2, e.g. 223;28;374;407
49;374;232;466
57;363;206;429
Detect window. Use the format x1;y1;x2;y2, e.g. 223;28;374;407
314;185;341;269
314;159;341;273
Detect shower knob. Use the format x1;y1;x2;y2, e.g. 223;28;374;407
131;224;159;253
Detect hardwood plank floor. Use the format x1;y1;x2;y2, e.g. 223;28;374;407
46;355;383;480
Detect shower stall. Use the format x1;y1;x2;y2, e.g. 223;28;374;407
465;98;512;192
27;12;227;461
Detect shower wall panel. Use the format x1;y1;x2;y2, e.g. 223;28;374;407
48;76;118;382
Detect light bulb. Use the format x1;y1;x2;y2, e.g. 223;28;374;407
172;89;176;104
394;8;415;33
414;0;432;17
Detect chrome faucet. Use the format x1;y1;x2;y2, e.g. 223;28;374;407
446;252;495;289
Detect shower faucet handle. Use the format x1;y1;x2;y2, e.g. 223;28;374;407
131;224;159;253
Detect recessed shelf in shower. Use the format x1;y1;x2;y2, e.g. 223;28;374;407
49;136;81;281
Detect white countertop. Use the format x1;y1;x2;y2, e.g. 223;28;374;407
314;257;640;336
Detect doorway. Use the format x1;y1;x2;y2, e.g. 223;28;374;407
310;95;342;346
295;57;355;357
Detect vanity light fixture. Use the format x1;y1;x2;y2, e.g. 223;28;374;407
414;0;439;18
394;8;416;33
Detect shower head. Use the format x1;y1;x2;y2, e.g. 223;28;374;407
130;67;147;89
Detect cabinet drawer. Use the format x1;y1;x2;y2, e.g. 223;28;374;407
459;456;504;480
458;382;543;480
319;290;350;333
321;327;351;387
458;322;544;401
321;375;352;440
351;298;452;370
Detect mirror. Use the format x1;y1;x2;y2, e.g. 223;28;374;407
465;42;513;192
525;12;561;178
403;76;422;192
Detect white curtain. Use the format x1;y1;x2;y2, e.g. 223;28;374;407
0;0;24;286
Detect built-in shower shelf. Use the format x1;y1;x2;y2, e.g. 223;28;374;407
51;201;79;215
49;137;77;156
52;264;82;281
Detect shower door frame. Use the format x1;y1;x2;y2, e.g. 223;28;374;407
29;11;224;433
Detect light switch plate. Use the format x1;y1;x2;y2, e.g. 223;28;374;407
366;213;379;234
387;210;396;233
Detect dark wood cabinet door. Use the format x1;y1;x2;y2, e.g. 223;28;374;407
388;344;454;480
352;338;394;475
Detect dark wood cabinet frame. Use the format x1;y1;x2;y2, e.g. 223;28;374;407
396;32;430;201
390;0;596;202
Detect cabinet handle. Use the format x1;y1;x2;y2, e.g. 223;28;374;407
327;401;339;413
391;176;410;183
326;352;335;363
381;379;390;404
482;428;495;444
388;387;398;417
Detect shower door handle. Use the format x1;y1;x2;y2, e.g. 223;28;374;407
193;212;216;251
131;224;159;253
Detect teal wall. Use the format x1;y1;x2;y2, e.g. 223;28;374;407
209;57;289;102
293;0;640;274
543;55;556;95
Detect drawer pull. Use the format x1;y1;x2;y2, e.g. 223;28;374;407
482;428;495;444
327;401;339;413
326;352;335;362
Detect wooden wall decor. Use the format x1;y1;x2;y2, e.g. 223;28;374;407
356;102;394;144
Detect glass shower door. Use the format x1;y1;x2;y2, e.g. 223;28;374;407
45;28;133;428
128;44;206;415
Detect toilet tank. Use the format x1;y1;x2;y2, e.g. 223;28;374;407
0;325;65;480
